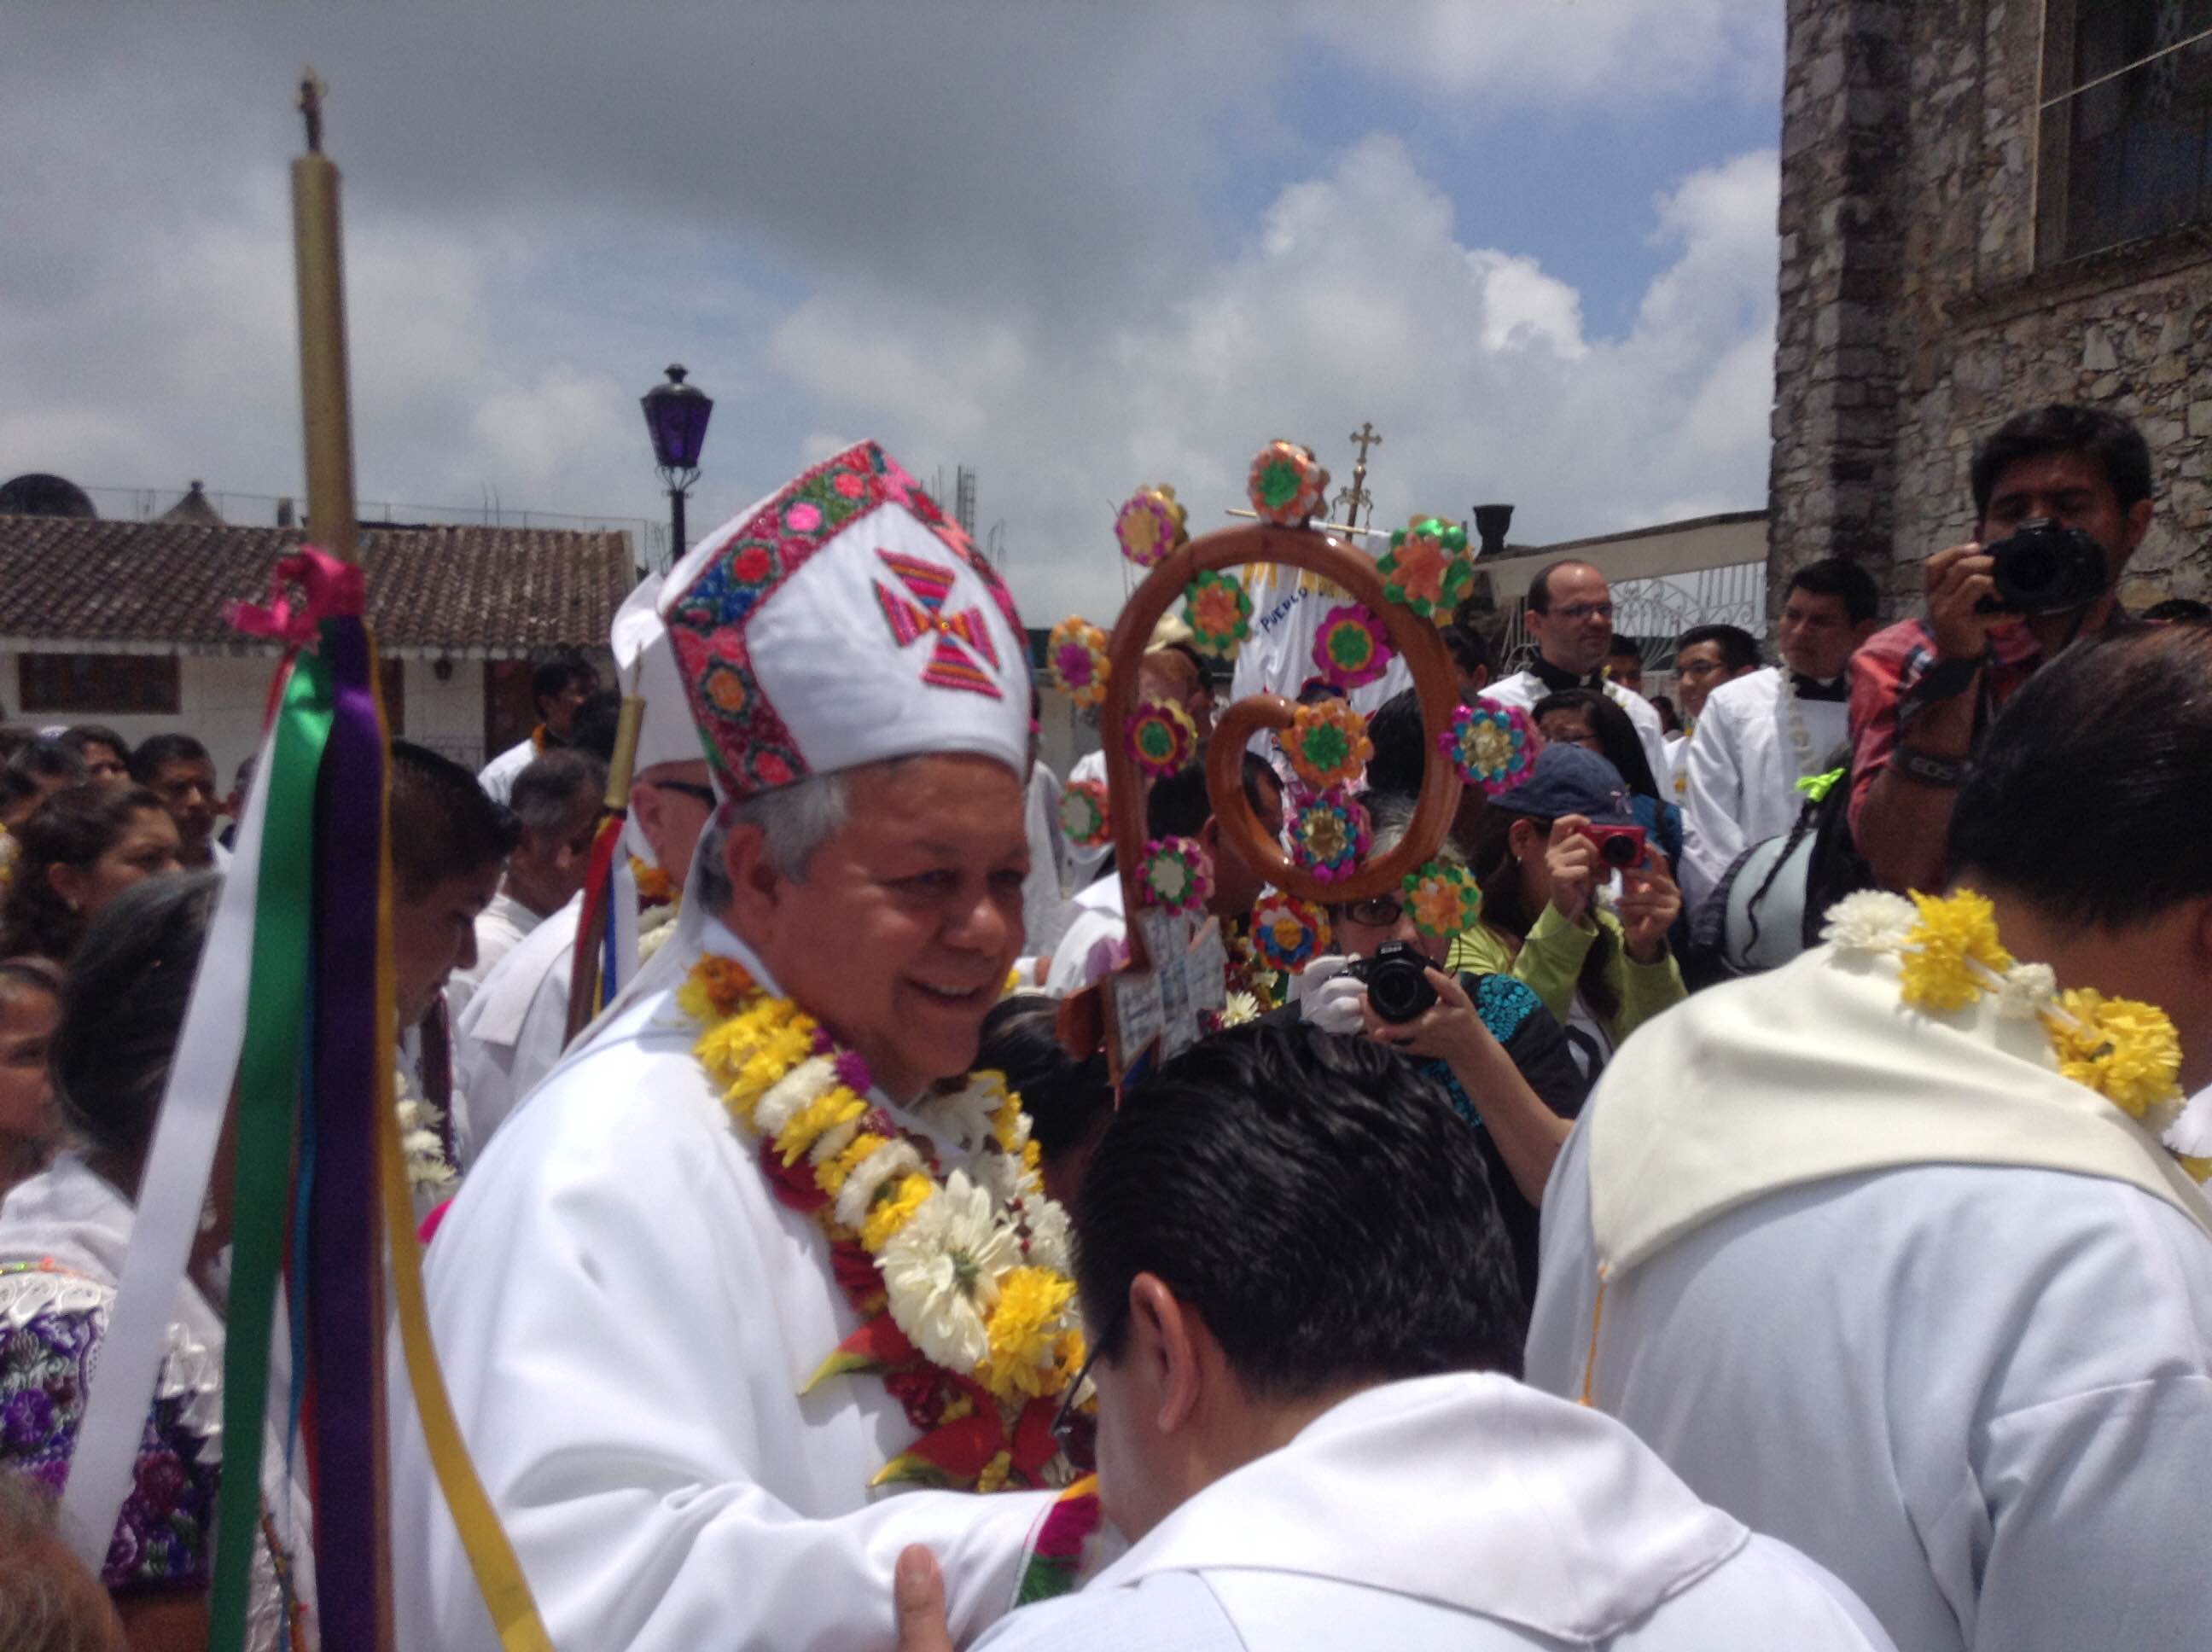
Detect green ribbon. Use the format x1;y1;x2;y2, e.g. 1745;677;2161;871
1795;765;1846;805
208;650;334;1649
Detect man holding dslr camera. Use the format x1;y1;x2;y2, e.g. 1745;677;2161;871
1850;404;2153;893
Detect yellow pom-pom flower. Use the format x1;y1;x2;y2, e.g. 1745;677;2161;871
860;1172;937;1252
1897;889;2015;1011
2046;988;2184;1119
982;1265;1076;1400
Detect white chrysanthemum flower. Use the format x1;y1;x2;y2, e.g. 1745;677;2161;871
1219;992;1260;1028
1995;962;2058;1021
1023;1196;1072;1277
1819;890;1918;954
808;1115;864;1166
972;1146;1030;1213
637;910;678;963
834;1138;924;1230
753;1055;835;1137
920;1076;1005;1150
879;1171;1020;1372
2163;1091;2212;1159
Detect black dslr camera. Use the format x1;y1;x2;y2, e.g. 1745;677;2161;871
1980;518;2110;614
1345;940;1438;1024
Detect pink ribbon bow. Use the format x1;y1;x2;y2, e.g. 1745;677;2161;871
226;546;365;649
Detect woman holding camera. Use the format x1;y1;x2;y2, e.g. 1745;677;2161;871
1448;744;1686;1083
1289;797;1588;1300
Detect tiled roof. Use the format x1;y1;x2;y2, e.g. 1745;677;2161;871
0;517;634;656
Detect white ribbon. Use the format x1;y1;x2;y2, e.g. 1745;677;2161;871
57;715;279;1569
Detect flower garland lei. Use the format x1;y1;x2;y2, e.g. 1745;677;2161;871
1823;888;2209;1182
680;955;1091;1492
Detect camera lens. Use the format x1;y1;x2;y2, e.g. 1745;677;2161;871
1599;835;1639;866
2004;545;2056;602
1363;945;1437;1023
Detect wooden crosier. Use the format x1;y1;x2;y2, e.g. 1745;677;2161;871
1060;518;1464;1078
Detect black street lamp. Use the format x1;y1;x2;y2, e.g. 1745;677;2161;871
641;363;713;566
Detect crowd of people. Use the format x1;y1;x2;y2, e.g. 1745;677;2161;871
0;407;2206;1651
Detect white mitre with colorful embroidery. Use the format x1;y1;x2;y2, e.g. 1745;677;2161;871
660;441;1031;798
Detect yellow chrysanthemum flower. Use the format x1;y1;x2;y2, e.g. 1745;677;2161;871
981;1265;1076;1400
2046;988;2183;1119
859;1172;936;1252
1042;1326;1088;1399
776;1086;868;1166
975;1451;1014;1493
1898;889;2015;1011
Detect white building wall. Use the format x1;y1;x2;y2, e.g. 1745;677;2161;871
3;652;488;779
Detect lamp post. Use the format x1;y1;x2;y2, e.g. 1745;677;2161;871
641;363;713;569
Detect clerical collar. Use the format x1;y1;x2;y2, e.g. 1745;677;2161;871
1789;672;1848;703
1529;654;1605;694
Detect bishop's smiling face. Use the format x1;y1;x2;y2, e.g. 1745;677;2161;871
729;753;1030;1102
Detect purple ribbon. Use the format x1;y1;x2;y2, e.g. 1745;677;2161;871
306;613;390;1643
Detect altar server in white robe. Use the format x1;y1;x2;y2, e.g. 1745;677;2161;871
1663;622;1761;805
450;573;718;1160
1486;560;1671;784
389;443;1086;1651
1528;624;2212;1652
892;1023;1891;1652
1679;559;1880;904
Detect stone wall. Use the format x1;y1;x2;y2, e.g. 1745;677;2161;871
1773;0;2212;616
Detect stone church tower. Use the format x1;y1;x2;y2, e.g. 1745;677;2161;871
1773;0;2212;609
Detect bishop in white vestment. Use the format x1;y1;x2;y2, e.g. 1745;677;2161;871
390;443;1079;1650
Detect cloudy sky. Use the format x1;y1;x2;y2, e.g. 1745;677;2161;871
3;1;1784;624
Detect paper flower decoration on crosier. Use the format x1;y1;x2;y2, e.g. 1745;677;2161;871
1047;616;1110;709
1115;484;1189;568
1289;789;1371;884
1182;570;1253;655
1281;698;1372;791
1402;862;1481;938
1057;779;1110;848
1380;517;1474;619
1312;602;1391;689
1126;698;1197;777
1249;893;1331;974
1246;440;1330;526
1139;837;1213;915
1441;699;1538;795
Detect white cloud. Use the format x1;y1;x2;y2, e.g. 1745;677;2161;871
1296;0;1784;104
764;136;1779;624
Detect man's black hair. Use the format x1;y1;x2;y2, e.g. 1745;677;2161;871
567;689;626;765
1785;556;1882;626
1144;753;1279;840
389;740;520;899
1443;622;1490;678
1526;559;1596;614
1364;687;1426;799
1675;623;1761;673
1950;622;2212;928
509;749;607;835
975;995;1111;1162
1077;1021;1525;1392
59;724;131;766
1606;637;1643;662
530;649;597;713
1970;404;2152;521
126;732;210;785
7;740;85;787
